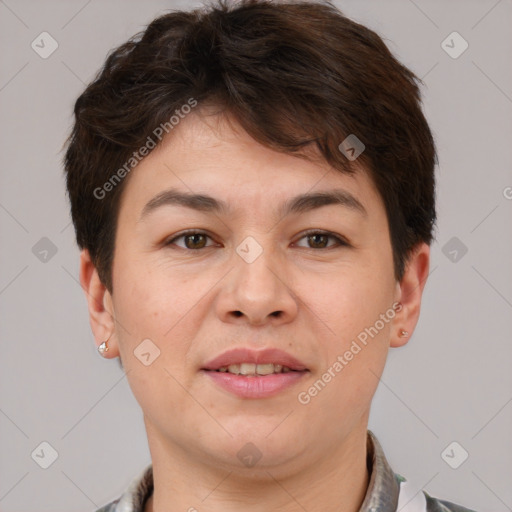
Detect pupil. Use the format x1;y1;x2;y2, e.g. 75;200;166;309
187;234;205;249
310;234;327;248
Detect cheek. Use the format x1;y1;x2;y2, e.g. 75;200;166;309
111;257;210;372
112;254;182;333
310;260;394;393
316;263;393;337
111;267;200;418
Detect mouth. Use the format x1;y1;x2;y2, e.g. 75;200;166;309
201;347;310;398
201;347;309;372
207;363;304;376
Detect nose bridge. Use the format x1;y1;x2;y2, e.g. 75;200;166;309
219;232;298;324
234;233;283;296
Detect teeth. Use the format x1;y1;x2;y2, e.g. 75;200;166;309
239;363;256;375
218;363;294;375
228;364;240;374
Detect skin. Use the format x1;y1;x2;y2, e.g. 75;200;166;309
80;108;430;512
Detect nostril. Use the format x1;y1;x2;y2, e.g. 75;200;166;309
230;310;282;319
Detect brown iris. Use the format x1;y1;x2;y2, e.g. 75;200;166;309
306;233;330;249
183;233;208;249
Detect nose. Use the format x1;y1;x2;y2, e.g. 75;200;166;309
215;240;299;326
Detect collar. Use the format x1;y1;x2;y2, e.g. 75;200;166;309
361;430;401;511
110;430;401;512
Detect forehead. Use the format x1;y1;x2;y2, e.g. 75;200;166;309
117;110;384;223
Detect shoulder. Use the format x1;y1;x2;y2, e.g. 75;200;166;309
92;463;153;512
94;499;120;512
424;491;479;512
396;472;478;512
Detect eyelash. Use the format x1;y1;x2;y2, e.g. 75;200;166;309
164;229;349;251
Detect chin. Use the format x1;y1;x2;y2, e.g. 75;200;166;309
203;426;307;470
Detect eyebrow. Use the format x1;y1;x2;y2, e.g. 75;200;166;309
139;187;367;221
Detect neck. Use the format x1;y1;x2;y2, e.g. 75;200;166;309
144;422;370;512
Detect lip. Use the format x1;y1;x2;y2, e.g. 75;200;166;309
201;347;309;371
203;370;307;399
201;347;309;399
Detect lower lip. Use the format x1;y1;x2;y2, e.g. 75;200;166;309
202;370;308;398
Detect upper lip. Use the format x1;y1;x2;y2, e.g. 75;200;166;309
202;348;309;371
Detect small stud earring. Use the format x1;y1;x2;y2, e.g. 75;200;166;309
400;330;409;338
98;337;110;356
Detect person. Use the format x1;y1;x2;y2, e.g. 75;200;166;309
62;0;478;510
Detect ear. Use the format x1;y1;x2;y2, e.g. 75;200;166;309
79;249;119;359
391;242;430;348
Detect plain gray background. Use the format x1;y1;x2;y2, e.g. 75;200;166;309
1;0;511;510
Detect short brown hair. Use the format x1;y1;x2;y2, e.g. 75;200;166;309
63;0;437;293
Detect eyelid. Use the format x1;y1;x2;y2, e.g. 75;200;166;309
164;229;349;250
163;229;217;248
293;229;349;248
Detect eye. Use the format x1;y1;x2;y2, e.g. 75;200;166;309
164;230;216;250
294;230;348;250
164;229;349;251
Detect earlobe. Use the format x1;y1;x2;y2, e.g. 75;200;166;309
97;336;111;356
79;249;119;358
390;242;430;348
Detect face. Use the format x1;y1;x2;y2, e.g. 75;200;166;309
83;109;428;474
